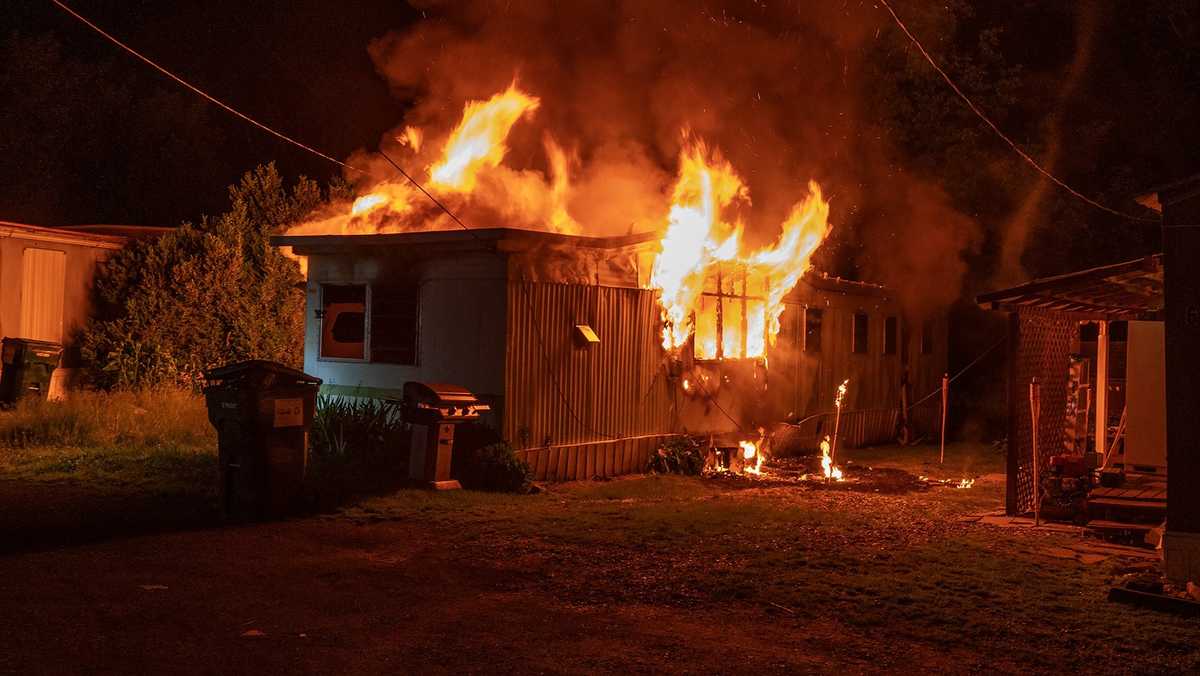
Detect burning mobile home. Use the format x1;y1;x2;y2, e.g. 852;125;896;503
269;83;948;480
272;226;947;480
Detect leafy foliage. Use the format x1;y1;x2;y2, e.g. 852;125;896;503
80;164;319;389
310;395;407;467
648;436;705;475
453;441;534;493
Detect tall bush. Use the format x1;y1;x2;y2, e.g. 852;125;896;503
80;163;327;389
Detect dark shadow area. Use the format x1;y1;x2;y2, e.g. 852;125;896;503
0;480;221;555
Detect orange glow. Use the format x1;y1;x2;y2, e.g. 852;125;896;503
649;137;830;358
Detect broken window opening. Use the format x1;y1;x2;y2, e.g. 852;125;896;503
321;284;366;360
692;263;770;361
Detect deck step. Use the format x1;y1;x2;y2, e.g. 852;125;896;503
1086;519;1155;533
1088;496;1166;525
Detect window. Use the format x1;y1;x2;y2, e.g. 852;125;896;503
371;285;419;365
884;316;898;356
321;284;366;360
779;304;802;347
320;283;420;364
921;320;934;355
852;312;869;354
693;263;768;360
804;308;823;353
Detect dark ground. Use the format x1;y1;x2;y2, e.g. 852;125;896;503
1;443;1197;675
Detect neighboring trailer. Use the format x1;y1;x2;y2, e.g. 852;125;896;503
0;222;128;396
274;228;948;480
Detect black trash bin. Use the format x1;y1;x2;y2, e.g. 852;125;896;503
203;360;322;519
0;338;63;405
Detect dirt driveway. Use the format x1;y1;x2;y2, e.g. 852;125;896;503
1;446;1197;674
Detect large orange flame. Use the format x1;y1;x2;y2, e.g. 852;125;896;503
429;84;541;192
649;137;830;359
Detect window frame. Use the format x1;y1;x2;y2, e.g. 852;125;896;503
852;311;869;355
692;262;770;361
883;316;898;356
803;306;823;354
369;282;421;366
921;320;935;356
318;282;370;363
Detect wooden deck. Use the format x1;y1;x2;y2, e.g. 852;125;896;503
1087;474;1167;524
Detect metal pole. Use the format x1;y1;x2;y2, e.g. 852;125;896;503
1030;378;1041;526
1094;320;1109;457
939;372;949;464
831;379;848;464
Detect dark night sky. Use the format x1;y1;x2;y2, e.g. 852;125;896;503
2;0;1198;236
4;0;418;225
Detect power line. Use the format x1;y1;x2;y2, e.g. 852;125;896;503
876;0;1156;223
907;335;1006;410
48;0;362;175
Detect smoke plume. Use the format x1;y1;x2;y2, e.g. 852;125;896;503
323;0;982;314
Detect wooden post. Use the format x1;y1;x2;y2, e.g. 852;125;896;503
939;372;949;464
1094;320;1109;456
1157;176;1200;584
1030;378;1041;526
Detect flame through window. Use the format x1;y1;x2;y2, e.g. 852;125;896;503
693;262;769;360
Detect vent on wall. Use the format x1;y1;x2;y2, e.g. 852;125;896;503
574;324;600;347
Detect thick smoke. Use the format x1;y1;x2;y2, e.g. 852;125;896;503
994;3;1100;286
352;0;979;314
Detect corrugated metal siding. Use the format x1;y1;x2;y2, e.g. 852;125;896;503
514;434;677;481
19;248;66;342
505;282;674;479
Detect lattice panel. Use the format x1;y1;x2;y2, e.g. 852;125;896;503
1010;309;1077;514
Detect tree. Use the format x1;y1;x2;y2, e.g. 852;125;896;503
80;163;322;389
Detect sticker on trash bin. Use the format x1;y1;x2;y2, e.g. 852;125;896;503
273;398;304;428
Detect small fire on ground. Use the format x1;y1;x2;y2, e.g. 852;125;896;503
706;434;768;476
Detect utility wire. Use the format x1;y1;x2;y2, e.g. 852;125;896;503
907;335;1006;410
876;0;1156;223
48;0;362;175
784;334;1006;429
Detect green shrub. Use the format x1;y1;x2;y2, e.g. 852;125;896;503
648;436;705;475
309;395;407;470
80;163;332;390
453;440;534;493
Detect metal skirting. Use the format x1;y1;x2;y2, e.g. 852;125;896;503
515;434;677;481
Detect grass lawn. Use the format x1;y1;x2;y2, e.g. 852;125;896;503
333;442;1197;673
1;424;1196;673
0;388;216;493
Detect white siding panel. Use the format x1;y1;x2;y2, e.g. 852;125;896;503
20;248;66;342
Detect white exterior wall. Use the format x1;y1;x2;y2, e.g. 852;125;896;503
303;251;508;402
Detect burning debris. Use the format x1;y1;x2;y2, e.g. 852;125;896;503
704;431;769;476
819;436;845;482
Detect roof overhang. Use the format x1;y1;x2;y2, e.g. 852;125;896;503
977;254;1163;320
270;227;659;257
1136;173;1200;213
0;221;126;250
